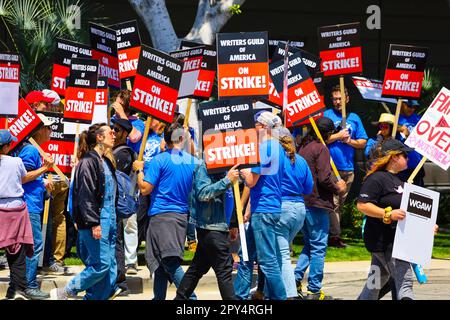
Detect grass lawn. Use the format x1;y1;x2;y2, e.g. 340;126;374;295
59;232;450;266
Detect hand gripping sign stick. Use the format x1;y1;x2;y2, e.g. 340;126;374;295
28;138;69;186
391;98;403;138
309;116;342;181
339;76;347;129
39;174;52;267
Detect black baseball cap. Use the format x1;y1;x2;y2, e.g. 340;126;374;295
111;118;132;134
315;117;336;134
381;139;414;155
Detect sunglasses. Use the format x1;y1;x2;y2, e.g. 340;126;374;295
110;126;122;133
379;123;390;130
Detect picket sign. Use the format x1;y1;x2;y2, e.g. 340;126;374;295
183;98;193;128
39;174;52;267
391;98;403;138
339;76;347;128
28;138;69;185
309;116;342;180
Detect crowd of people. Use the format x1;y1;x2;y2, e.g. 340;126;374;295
0;84;438;300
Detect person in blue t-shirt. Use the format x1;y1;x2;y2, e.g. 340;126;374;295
396;100;425;186
15;113;55;300
133;123;198;300
238;111;287;300
110;89;146;154
324;85;368;248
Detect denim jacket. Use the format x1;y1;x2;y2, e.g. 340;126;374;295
189;161;232;232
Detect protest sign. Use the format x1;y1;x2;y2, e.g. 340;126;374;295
170;47;204;99
64;77;108;135
217;32;269;99
199;98;259;173
352;76;397;104
110;20;141;82
381;44;429;99
6;99;42;151
130;45;182;124
393;183;439;267
50;39;92;97
89;22;120;88
180;41;217;99
0;52;20;117
64;58;99;124
268;39;304;60
405;87;450;170
318;22;362;77
41;112;75;174
269;51;325;126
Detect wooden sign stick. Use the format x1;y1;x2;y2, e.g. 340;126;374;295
39;174;52;267
233;181;249;262
309;116;342;180
183;98;193;128
392;98;403;138
28;138;69;185
339;76;347;128
407;156;427;184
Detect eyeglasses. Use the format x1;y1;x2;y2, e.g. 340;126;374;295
107;130;116;136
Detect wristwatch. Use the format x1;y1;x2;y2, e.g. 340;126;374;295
383;206;393;224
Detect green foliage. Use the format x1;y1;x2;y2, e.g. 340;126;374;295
229;4;242;15
0;0;103;95
418;67;442;115
438;194;450;225
341;199;365;239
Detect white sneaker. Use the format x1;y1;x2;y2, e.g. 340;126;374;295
50;287;68;300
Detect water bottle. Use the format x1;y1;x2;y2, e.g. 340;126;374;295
412;264;427;284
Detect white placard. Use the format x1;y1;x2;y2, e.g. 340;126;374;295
64;104;108;135
405;87;450;170
392;183;439;267
0;82;20;117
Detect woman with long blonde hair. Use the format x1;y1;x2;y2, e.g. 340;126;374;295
357;139;415;300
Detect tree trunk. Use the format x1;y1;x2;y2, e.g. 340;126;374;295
184;0;246;45
128;0;180;52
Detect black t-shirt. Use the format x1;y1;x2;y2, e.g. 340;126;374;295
113;144;134;176
358;171;404;252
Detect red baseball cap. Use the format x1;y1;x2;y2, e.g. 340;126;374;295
25;90;54;104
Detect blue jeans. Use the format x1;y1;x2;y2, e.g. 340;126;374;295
153;257;197;300
66;214;117;300
294;206;329;293
233;222;258;300
252;212;286;300
26;211;43;289
276;201;306;298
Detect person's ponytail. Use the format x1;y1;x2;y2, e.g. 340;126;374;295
77;123;108;160
279;135;296;164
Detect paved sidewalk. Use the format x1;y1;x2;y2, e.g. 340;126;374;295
1;258;449;299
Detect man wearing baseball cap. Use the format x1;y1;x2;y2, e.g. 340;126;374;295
236;111;287;300
397;100;425;186
25;90;61;112
12;113;55;299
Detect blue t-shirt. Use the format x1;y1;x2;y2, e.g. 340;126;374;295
127;117;145;154
250;139;285;214
144;148;199;216
324;108;368;171
397;113;423;168
18;144;46;213
282;154;314;202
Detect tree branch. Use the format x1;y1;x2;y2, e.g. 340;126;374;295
128;0;179;52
